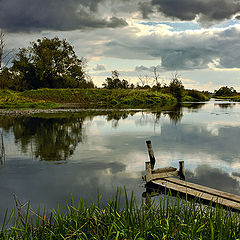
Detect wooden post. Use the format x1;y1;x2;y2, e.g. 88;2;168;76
146;140;156;169
145;191;151;209
179;161;185;180
145;162;152;183
145;161;152;209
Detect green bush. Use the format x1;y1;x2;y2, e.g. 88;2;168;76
214;86;237;97
184;89;210;102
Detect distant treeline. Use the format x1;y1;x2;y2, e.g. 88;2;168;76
102;70;210;102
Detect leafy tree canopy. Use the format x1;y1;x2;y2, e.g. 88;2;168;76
169;74;185;101
9;37;94;90
102;70;133;89
214;86;237;96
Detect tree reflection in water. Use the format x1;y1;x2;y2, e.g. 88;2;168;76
215;103;236;109
0;115;86;161
0;104;206;162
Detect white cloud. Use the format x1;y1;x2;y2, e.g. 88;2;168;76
92;64;106;71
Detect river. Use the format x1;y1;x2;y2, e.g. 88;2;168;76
0;99;240;223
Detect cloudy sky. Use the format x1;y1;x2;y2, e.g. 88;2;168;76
1;0;240;90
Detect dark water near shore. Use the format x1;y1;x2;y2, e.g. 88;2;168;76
0;100;240;223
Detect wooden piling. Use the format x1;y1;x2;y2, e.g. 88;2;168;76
179;161;185;180
145;191;151;209
146;140;155;169
0;132;5;165
145;162;152;183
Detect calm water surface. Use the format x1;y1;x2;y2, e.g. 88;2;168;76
0;100;240;222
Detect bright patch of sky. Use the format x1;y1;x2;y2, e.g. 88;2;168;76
140;21;201;31
140;19;240;32
212;19;240;29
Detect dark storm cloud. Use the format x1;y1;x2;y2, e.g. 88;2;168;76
151;0;240;23
160;48;214;70
135;65;153;71
138;1;154;19
115;25;240;70
0;0;127;32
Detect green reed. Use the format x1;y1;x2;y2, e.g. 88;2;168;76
1;190;240;239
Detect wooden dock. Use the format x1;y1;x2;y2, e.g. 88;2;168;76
143;140;240;212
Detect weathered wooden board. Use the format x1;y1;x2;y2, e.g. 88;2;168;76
152;178;240;211
145;162;179;182
152;167;177;174
151;171;179;180
164;177;240;203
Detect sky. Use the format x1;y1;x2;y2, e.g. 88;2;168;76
1;0;240;91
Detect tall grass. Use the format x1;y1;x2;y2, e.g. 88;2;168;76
21;89;177;108
0;90;60;109
0;89;177;109
0;88;210;109
1;191;240;239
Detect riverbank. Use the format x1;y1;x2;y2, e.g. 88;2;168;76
0;89;210;109
1;192;239;239
214;95;240;102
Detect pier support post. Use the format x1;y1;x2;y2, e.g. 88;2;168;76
179;161;185;180
146;140;155;169
145;190;151;209
145;162;152;183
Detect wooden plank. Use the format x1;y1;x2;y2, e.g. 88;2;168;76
152;179;240;211
164;177;240;203
152;167;177;174
151;171;179;180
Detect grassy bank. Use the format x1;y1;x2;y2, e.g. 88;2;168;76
1;192;239;239
0;89;177;109
182;89;210;102
214;95;240;102
0;88;212;109
0;90;60;109
21;88;178;108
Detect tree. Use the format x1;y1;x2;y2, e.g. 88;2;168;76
0;30;15;89
169;73;185;101
137;73;151;88
0;67;13;89
214;86;237;96
10;37;94;90
102;70;130;89
0;30;4;71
